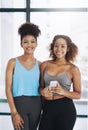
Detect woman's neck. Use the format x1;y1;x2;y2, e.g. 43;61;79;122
54;58;68;65
21;54;35;61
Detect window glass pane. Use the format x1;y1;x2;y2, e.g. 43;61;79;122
0;0;26;8
0;12;26;99
30;12;88;100
31;0;88;8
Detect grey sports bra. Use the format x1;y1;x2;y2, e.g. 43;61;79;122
44;67;72;91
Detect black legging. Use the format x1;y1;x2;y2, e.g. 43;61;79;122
39;97;76;130
13;96;41;130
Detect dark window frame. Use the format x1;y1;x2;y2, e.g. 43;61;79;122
0;0;88;22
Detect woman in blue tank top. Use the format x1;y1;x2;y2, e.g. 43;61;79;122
5;22;42;130
39;35;81;130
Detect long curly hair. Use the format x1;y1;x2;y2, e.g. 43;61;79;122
49;35;78;62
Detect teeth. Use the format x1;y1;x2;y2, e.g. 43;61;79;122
57;52;61;54
27;48;32;50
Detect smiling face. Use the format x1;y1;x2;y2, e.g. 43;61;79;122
21;35;37;55
53;38;68;60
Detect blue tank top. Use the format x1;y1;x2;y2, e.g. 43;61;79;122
12;58;40;97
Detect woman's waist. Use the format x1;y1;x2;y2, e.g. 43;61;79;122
43;95;65;100
13;92;40;97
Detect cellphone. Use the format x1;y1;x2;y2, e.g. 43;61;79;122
49;81;58;87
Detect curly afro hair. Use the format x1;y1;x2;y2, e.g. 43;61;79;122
18;22;41;42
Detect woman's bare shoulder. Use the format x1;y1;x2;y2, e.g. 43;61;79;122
7;58;17;69
41;60;51;65
70;63;80;74
40;60;50;69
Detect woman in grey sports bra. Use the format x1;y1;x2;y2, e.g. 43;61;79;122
39;35;81;130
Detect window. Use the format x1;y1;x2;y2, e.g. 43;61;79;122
0;0;26;8
0;0;88;100
0;0;88;130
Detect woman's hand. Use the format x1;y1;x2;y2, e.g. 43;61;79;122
12;112;24;130
40;86;53;98
50;84;65;96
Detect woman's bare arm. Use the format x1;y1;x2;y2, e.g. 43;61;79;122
39;61;53;98
5;59;17;115
5;59;24;129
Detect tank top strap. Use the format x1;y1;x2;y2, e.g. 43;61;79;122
15;57;38;68
45;61;48;71
15;57;19;63
36;59;38;66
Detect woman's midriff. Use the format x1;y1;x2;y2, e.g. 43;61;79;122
44;95;65;100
